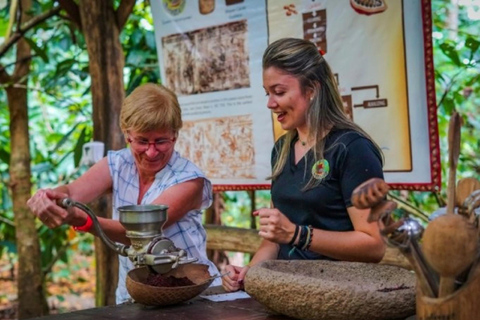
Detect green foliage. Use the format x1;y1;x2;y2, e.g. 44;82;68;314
221;191;271;227
0;1;93;279
404;0;480;214
122;2;160;94
0;1;162;287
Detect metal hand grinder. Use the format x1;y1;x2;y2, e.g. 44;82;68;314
59;198;197;274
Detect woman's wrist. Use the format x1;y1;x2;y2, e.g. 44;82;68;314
293;225;314;251
72;214;93;232
288;224;300;246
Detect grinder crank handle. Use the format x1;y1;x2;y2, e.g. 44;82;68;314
57;198;129;257
177;256;199;265
144;253;198;267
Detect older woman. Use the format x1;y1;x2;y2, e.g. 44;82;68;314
223;38;385;292
27;83;220;303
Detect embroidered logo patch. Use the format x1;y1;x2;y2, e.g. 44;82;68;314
312;159;329;180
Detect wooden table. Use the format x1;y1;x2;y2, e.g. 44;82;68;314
29;285;417;320
30;297;292;320
30;286;292;320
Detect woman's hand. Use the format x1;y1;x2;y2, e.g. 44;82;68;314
254;208;296;244
222;265;250;292
27;188;75;228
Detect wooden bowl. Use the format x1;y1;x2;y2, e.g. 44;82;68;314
245;260;416;320
126;264;214;306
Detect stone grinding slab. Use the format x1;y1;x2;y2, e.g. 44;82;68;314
245;260;416;320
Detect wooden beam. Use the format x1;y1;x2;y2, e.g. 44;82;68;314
204;225;411;270
205;224;261;253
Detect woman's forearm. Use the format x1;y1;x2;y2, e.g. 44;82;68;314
249;239;280;266
307;228;385;263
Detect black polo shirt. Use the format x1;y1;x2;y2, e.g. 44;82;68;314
271;129;384;260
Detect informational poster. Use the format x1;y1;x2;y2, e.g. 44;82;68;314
150;0;440;191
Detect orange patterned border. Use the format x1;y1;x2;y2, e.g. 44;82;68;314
389;0;441;192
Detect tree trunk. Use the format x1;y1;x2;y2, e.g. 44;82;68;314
77;0;126;306
6;1;48;317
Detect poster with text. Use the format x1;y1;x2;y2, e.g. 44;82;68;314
151;0;440;191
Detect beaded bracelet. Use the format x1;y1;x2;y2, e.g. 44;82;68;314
288;225;299;246
295;225;308;250
304;225;314;251
301;225;311;251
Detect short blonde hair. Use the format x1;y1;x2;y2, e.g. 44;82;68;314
120;83;182;133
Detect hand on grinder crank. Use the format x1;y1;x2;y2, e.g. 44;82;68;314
27;188;78;228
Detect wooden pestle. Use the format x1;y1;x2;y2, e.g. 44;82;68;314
422;111;472;298
422;214;478;297
351;178;389;210
446;112;461;215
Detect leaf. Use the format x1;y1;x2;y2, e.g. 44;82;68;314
442;97;455;114
0;241;17;254
465;37;480;56
434;70;446;84
24;37;49;63
439;42;462;66
81;85;91;97
147;70;159;83
0;15;8;37
52;123;80;153
59;37;71;51
145;32;156;50
126;71;146;94
73;126;88;167
126;50;149;66
131;29;143;46
54;58;76;79
0;148;10;165
31;162;53;174
71;69;89;81
59;250;69;264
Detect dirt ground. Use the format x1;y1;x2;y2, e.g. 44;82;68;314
0;253;95;320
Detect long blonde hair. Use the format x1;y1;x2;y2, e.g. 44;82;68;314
263;38;382;189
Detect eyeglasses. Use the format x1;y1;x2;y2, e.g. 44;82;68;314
127;134;176;153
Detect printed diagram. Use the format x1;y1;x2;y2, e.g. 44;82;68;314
162;20;250;96
176;115;256;179
279;4;327;52
351;85;388;109
303;9;327;53
336;74;386;121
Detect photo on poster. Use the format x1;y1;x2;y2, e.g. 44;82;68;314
162;20;251;95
